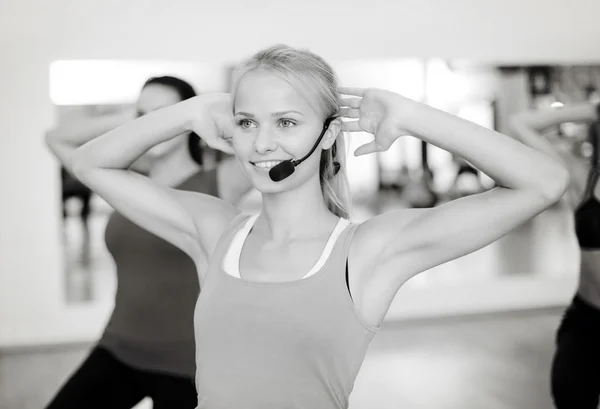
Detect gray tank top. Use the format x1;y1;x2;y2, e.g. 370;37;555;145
100;169;218;377
194;214;378;409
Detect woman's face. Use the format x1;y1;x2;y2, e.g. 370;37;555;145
136;84;187;159
232;69;335;194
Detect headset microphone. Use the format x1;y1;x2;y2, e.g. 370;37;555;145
269;117;338;182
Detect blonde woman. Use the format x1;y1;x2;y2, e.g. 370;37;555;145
71;46;568;408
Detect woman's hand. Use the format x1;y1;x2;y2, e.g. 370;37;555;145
338;87;413;156
185;93;236;155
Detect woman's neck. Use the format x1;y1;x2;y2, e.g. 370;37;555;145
149;145;201;187
257;177;340;241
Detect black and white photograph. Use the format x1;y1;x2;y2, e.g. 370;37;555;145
2;2;600;408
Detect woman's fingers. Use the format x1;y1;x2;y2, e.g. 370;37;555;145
215;139;235;154
339;107;360;118
340;120;363;132
353;140;382;156
339;87;365;97
340;97;362;108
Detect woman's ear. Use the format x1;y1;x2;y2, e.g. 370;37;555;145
322;118;342;151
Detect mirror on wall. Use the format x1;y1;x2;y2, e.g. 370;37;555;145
50;61;232;304
57;103;134;304
49;59;600;306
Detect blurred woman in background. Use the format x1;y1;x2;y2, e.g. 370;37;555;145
44;76;251;409
510;101;600;409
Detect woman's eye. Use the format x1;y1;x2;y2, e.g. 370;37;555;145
279;119;296;128
238;119;255;129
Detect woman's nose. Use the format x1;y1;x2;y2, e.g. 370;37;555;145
254;127;277;154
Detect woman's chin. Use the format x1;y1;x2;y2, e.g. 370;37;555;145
244;163;311;194
247;172;291;194
251;177;287;194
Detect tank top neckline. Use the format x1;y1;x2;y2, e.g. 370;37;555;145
221;214;351;287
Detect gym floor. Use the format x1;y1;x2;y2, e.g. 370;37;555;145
1;307;561;409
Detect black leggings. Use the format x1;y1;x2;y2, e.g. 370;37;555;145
45;346;197;409
551;295;600;409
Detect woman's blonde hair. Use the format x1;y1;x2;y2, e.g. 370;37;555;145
230;44;351;219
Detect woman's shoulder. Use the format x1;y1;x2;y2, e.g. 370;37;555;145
347;208;423;262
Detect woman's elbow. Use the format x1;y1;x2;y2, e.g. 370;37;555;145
70;148;95;180
44;129;62;151
539;160;570;204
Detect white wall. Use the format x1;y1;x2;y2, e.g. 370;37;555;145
1;0;600;347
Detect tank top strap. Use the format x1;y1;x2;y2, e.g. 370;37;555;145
329;221;381;333
207;212;254;272
338;222;361;263
329;221;360;284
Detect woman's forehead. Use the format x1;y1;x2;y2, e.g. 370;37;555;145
234;69;320;116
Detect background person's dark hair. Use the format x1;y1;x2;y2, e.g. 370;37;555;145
143;76;204;166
